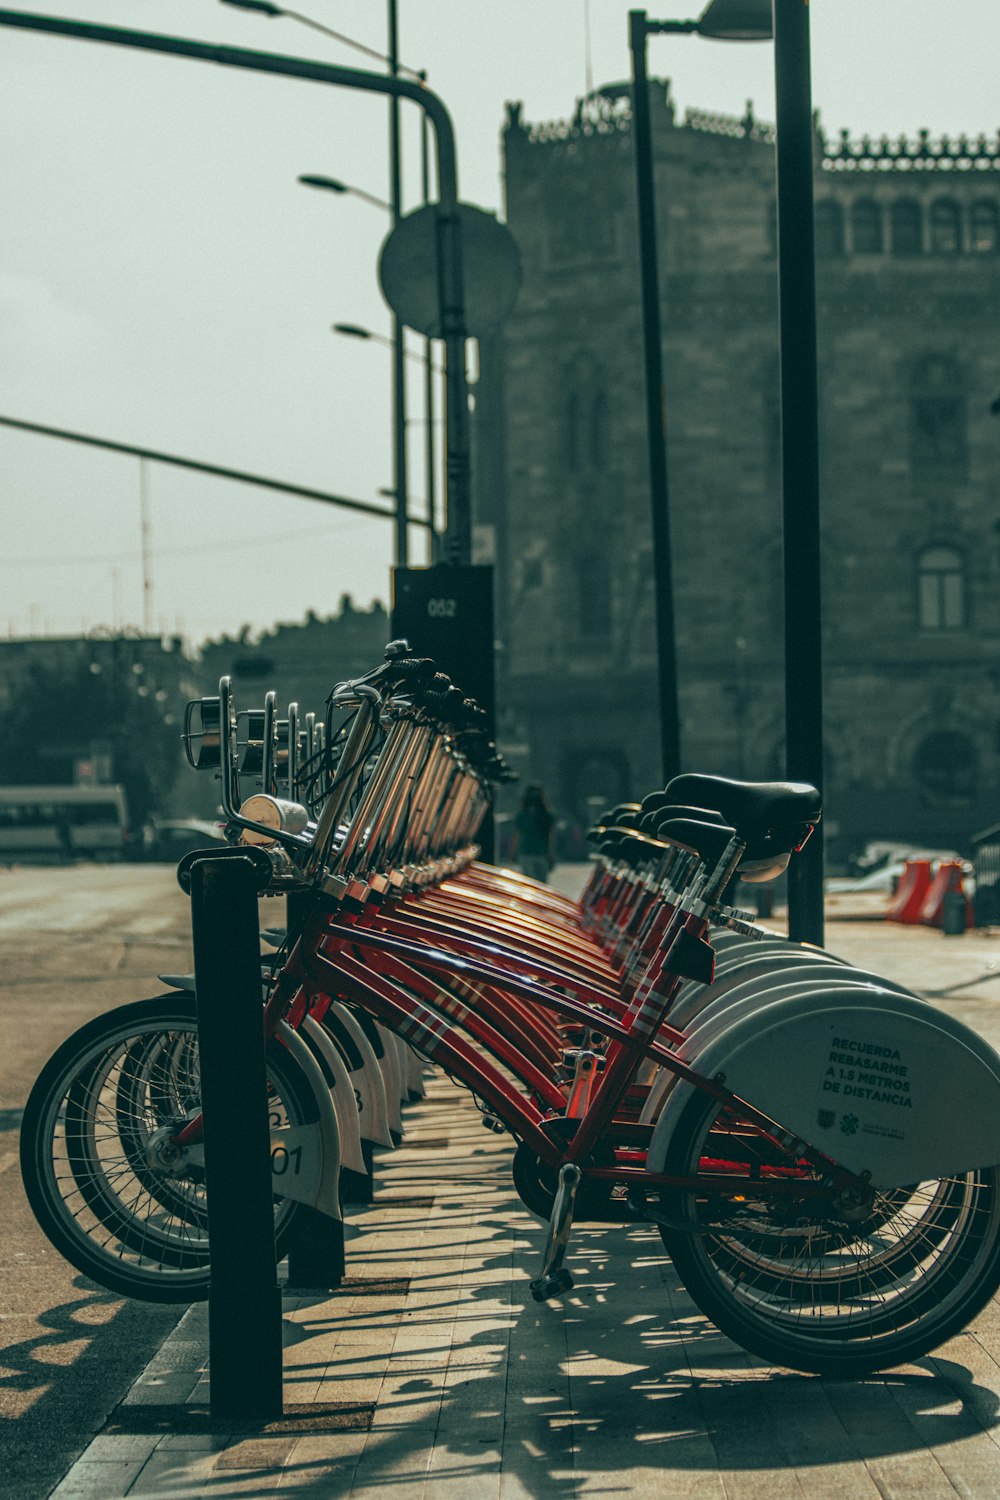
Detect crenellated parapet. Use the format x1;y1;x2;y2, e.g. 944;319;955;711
822;126;1000;173
683;103;774;145
508;87;778;148
507;91;1000;176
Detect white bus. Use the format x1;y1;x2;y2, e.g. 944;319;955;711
0;785;130;860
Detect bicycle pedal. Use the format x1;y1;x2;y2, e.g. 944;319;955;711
528;1268;574;1302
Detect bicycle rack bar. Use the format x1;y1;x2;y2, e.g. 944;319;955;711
190;855;283;1423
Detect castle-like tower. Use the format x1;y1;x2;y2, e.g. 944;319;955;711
492;81;1000;862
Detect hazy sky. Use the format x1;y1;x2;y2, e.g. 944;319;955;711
1;1;998;645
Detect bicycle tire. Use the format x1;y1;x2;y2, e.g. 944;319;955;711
657;1089;1000;1375
20;994;317;1303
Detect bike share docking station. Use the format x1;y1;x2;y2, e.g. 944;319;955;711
187;852;346;1422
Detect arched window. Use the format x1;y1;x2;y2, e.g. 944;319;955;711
971;201;1000;253
917;546;966;629
929;199;962;254
565;389;590;474
914;730;976;805
891;199;923;256
815;200;845;258
566;385;611;473
590;391;610;471
851;198;883;254
909;354;967;478
577;551;611;639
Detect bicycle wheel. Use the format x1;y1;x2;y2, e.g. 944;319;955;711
20;994;316;1303
657;1090;1000;1375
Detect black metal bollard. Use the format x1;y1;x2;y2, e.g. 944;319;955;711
190;855;283;1423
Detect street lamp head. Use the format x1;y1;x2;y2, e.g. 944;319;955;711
218;0;283;16
332;323;372;340
297;174;348;194
695;0;772;40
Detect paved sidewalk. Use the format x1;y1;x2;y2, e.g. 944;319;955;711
54;1101;1000;1496
50;885;1000;1498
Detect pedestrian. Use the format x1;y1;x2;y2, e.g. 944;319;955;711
511;783;555;884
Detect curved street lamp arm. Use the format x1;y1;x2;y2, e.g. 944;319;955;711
0;8;471;560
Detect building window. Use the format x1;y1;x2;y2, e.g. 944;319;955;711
815;200;845;258
971;201;1000;253
917;546;966;630
577;551;611;639
851;198;883;254
929;199;962;254
568;386;611;473
913;729;976;805
909;354;967;478
565;390;584;473
891;199;923;256
590;392;610;470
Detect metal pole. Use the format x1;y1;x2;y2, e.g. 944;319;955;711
772;0;824;944
387;0;408;568
420;72;438;562
628;11;683;783
0;10;470;558
190;855;283;1423
138;457;153;634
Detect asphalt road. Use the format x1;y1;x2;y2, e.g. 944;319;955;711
0;863;195;1500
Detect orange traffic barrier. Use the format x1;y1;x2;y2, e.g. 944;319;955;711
885;858;933;923
920;860;973;930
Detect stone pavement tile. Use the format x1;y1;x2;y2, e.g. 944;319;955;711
69;1433;163;1462
822;1379;973;1499
932;1336;1000;1444
425;1438;502;1495
856;1449;962;1500
755;1378;883;1497
49;1459;150;1497
498;1425;577;1500
127;1448;221;1493
716;1470;808;1500
274;1435;366;1494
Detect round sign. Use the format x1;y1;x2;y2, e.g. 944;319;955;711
378;202;522;338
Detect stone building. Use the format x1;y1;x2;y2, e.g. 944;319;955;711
491;82;1000;863
198;597;390;724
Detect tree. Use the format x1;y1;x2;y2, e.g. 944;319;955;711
0;651;181;831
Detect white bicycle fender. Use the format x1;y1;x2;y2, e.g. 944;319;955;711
375;1023;405;1136
670;964;918;1034
302;1014;366;1175
276;1019;342;1218
640;978;896;1129
647;985;1000;1188
328;1002;394;1148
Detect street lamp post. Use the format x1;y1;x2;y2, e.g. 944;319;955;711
771;0;824;945
386;0;408;570
628;11;684;787
628;0;825;944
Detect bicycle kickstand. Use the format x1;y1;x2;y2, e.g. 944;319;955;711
529;1162;581;1302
